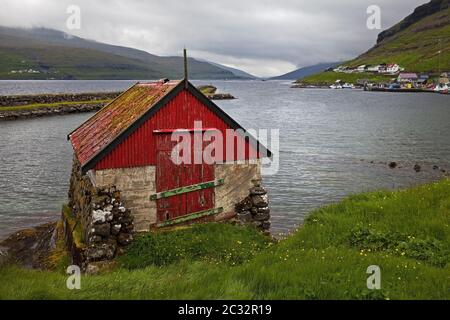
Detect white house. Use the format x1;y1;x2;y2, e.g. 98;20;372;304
333;66;349;73
367;65;382;73
384;64;402;74
357;65;367;73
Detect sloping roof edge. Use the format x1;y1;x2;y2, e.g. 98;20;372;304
73;79;271;174
66;82;140;141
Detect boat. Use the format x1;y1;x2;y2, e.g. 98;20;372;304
330;80;343;89
342;83;355;89
388;83;401;90
434;83;448;93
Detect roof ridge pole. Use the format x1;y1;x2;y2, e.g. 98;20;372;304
184;47;188;88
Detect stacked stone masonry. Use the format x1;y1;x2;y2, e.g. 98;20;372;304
235;184;271;233
67;158;134;268
92;166;156;231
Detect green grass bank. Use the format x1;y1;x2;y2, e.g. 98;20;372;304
1;179;449;300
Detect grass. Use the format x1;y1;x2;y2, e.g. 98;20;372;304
1;179;449;300
0;100;111;112
198;85;217;96
119;223;271;269
298;72;392;86
349;8;450;74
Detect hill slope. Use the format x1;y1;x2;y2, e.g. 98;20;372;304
270;62;341;80
350;0;450;73
299;0;450;84
0;27;250;80
206;61;258;79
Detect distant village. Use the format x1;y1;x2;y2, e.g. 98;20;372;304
331;63;404;75
327;63;450;93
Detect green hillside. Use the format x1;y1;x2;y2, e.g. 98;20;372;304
350;7;450;73
299;1;450;85
0;27;252;80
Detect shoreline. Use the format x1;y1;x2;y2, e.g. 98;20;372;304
0;222;57;269
291;84;448;95
1;164;448;270
0;87;236;121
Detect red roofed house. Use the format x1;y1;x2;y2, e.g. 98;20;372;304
67;77;271;251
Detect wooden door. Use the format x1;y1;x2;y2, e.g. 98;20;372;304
155;132;214;223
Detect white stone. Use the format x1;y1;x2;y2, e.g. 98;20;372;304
92;210;107;224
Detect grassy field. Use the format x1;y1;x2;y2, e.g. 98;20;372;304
1;179;449;300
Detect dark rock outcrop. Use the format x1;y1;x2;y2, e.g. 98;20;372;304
0;222;57;269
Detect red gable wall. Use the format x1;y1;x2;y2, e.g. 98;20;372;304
94;89;258;170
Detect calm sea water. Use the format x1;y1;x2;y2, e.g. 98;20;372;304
0;80;449;239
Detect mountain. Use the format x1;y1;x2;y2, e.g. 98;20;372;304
348;0;450;73
270;62;341;80
299;0;450;84
377;0;449;44
0;26;251;80
206;61;258;79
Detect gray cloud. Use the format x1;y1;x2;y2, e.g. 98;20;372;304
0;0;427;76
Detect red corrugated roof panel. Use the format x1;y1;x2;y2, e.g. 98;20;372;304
69;80;181;166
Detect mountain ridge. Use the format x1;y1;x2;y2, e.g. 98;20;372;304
270;62;341;80
377;0;450;44
0;26;252;80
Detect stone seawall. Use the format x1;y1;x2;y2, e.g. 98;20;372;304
0;88;234;121
0;92;122;107
0;103;106;121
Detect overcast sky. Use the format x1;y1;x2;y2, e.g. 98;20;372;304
1;0;427;77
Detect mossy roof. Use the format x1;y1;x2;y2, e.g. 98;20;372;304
69;80;181;166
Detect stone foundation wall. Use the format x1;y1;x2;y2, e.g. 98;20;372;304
214;160;262;219
92;166;156;232
68;157;96;235
66;158;134;269
235;185;271;233
214;160;270;232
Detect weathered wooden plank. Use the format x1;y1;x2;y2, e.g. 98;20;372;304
156;207;224;227
150;178;224;201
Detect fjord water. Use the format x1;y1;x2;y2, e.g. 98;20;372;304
0;80;449;239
